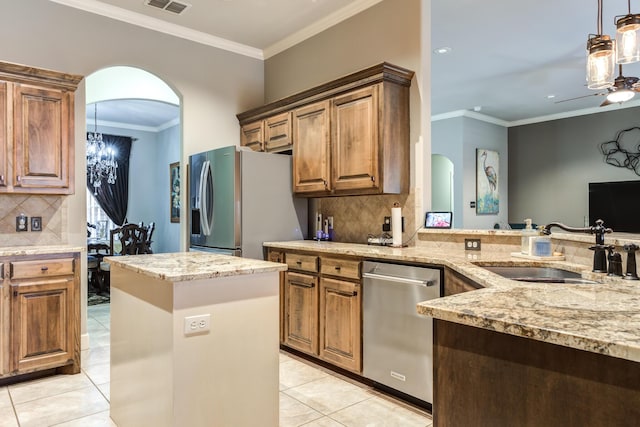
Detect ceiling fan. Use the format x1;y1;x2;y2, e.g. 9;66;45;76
556;65;640;107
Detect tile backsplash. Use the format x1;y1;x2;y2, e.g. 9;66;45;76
0;195;66;246
316;190;416;245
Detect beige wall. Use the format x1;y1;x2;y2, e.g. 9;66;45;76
265;0;427;242
1;0;264;342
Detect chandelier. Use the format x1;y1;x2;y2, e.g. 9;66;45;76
587;0;640;90
86;103;118;194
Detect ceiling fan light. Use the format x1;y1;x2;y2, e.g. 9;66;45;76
587;35;616;89
616;14;640;64
606;88;635;103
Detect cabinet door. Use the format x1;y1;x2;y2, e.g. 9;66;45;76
0;82;7;190
293;100;331;194
240;120;264;151
319;277;362;372
284;271;318;355
331;86;379;192
10;277;76;374
13;84;73;193
265;112;292;152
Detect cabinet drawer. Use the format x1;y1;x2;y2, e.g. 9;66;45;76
286;253;319;273
321;257;361;280
10;258;75;279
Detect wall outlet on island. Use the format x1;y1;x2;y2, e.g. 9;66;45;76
465;238;481;251
184;314;211;336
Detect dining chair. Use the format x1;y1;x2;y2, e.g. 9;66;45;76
99;223;150;294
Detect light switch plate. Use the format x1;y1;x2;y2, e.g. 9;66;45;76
31;217;42;232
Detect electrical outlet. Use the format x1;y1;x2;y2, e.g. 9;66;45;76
15;214;28;232
465;238;481;251
183;314;211;336
382;216;391;232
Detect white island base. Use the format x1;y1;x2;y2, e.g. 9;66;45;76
107;253;282;427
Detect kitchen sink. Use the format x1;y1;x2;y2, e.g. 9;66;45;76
479;265;600;284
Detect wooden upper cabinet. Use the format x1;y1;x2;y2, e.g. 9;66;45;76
292;100;331;194
13;84;72;192
265;112;292;152
236;63;413;197
331;86;379;192
0;61;82;195
240;120;264;152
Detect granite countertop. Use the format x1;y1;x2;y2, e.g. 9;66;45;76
264;240;640;363
105;252;287;282
0;245;84;257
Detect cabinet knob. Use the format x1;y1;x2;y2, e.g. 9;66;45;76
16;175;21;183
323;180;328;189
296;260;302;265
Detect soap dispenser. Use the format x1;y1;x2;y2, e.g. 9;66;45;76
521;218;536;255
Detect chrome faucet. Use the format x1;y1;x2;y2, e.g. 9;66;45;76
542;219;613;273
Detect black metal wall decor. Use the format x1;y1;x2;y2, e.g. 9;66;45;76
600;126;640;176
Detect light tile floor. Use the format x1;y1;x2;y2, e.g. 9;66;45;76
0;303;433;426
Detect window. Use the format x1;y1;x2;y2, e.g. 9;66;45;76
87;189;115;239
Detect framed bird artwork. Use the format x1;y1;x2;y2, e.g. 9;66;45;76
476;149;499;214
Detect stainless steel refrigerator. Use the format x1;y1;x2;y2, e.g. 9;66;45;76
189;146;307;259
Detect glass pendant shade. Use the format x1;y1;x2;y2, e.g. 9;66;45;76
616;14;640;64
587;35;616;89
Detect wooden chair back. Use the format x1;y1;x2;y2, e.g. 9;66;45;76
110;223;149;255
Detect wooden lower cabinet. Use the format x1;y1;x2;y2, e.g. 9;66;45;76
1;252;80;379
278;249;363;373
283;271;319;355
319;277;361;372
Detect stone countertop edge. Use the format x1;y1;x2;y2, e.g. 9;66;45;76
417;228;640;246
0;245;84;256
104;252;287;282
264;240;640;364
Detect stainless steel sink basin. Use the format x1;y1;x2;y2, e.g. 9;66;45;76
480;266;599;284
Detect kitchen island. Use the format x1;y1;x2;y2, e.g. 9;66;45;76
106;252;286;427
266;236;640;425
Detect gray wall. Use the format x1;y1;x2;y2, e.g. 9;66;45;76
432;116;508;229
90;124;181;254
508;106;640;228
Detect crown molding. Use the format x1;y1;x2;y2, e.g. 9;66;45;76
263;0;384;59
88;118;179;133
431;110;510;127
49;0;263;60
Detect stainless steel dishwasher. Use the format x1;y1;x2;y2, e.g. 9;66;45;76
362;260;442;405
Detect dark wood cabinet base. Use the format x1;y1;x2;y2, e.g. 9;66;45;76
434;320;640;426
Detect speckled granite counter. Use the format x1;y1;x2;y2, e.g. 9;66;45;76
264;240;640;363
105;252;287;282
0;245;83;256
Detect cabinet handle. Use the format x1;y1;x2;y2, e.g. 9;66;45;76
371;176;375;182
323;180;328;189
329;289;357;297
16;175;21;182
0;175;4;184
296;260;302;265
290;280;314;289
334;266;341;271
41;266;49;272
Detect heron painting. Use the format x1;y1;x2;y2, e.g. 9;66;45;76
476;149;499;214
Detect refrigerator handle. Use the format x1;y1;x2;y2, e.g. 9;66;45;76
199;160;212;236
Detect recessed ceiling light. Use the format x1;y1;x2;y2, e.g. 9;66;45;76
546;94;556;99
433;47;451;55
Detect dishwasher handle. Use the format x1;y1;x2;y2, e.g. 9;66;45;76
363;271;436;287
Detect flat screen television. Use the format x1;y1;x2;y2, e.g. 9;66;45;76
589;180;640;233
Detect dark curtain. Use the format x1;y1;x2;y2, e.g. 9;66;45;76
86;134;133;226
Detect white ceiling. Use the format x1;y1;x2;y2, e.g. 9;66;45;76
69;0;640;127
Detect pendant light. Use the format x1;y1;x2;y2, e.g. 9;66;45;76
616;0;640;64
587;0;615;89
